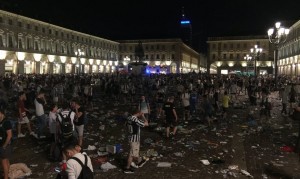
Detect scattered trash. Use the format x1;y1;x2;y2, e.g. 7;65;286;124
228;165;239;170
29;164;38;167
240;169;253;178
174;152;184;157
86;145;97;151
157;162;172;167
200;160;210;165
9;163;32;179
188;169;200;172
280;146;294;152
100;162;117;170
211;159;225;164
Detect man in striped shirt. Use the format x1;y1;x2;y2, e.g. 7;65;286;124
124;109;149;174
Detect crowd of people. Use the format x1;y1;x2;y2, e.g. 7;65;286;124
0;72;299;178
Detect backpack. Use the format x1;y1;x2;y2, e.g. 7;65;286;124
71;154;94;179
58;111;73;139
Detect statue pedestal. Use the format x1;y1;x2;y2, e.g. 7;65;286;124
130;62;147;75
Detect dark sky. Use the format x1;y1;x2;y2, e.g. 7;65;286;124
1;0;299;52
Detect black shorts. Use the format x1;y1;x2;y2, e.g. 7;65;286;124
0;145;12;159
166;119;177;127
184;106;190;111
50;134;56;143
223;107;228;113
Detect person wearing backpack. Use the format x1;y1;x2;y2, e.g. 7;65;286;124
0;108;12;179
57;102;76;171
63;143;94;179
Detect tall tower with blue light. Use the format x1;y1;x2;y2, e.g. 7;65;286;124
180;7;192;46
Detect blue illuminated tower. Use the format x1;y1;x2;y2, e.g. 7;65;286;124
180;7;192;46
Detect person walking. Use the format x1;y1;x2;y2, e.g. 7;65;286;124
163;96;178;138
222;91;230;120
34;89;47;139
138;96;151;122
124;108;149;174
17;91;34;138
181;89;190;122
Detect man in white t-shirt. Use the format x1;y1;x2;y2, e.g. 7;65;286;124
181;89;190;121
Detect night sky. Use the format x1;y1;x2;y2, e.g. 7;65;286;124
1;0;299;52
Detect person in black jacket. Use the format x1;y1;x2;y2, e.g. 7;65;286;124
0;108;12;179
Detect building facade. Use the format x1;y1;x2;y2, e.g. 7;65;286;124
0;10;204;76
278;20;300;76
118;39;205;74
0;10;119;75
207;36;273;75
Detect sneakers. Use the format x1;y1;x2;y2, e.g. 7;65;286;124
18;133;26;138
130;162;139;169
29;132;35;136
138;157;149;168
39;135;46;139
123;168;134;174
30;133;38;139
30;116;36;121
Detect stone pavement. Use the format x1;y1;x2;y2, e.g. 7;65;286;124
6;87;300;179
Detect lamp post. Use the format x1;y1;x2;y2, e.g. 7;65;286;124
16;52;25;75
123;56;130;72
244;54;252;75
268;22;289;87
249;45;262;76
165;59;172;73
75;49;84;74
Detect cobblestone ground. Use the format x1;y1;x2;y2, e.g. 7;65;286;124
7;87;300;179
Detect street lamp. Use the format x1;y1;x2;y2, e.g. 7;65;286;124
75;49;84;74
16;52;25;75
268;22;289;86
250;45;262;76
244;54;252;75
123;56;130;72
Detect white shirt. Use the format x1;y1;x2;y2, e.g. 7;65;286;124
48;111;57;134
66;153;94;179
34;98;45;116
182;93;190;107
